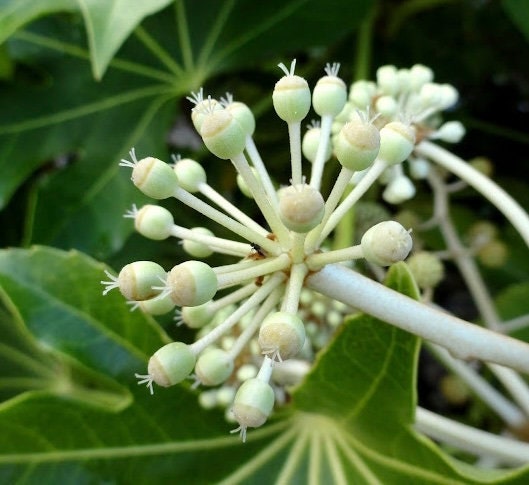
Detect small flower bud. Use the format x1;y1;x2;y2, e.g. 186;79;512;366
375;95;398;117
382;175;416;204
223;98;256;136
278;184;324;233
409;64;434;91
408;157;430;180
137;292;176;315
378;122;415;166
118;261;166;301
312;64;347;117
376;65;399;95
166;261;217;306
302;125;332;164
433;121;465;143
183;227;214;258
466;221;498;248
407;251;445;289
134;205;174;240
273;62;311;123
334;120;380;171
232;378;275;430
191;97;222;133
477;240;508;268
361;221;413;266
236;167;260;198
349;80;376;108
173;158;207;192
131;157;179;199
258;311;305;360
148;342;196;387
181;303;211;329
195;348;234;386
200;109;246;159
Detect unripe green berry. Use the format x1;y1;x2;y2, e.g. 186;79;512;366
407;251;445;289
469;157;493;178
191;97;222;133
466;221;498;247
134;205;174;240
119;261;166;301
195;348;234;386
237;167;260;198
137;292;176;315
302;126;331;164
232;378;275;430
278;184;324;233
378;122;415;165
200;109;246;159
375;95;398;117
349;80;376;108
183;227;214;258
361;221;413;266
131;157;179;199
334;120;380;171
382;175;416;204
225;101;255;136
182;303;211;329
377;65;400;95
148;342;196;387
313;74;347;117
273;74;311;123
258;311;305;360
173;158;206;192
166;261;217;306
477;240;508;268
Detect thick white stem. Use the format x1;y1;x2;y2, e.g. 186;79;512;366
416;140;529;247
245;135;279;208
288;122;303;185
415;407;529;467
306;264;529;374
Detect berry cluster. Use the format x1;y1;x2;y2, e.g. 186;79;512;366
102;61;461;441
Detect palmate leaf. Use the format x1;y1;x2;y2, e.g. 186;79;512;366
0;0;371;256
1;251;527;483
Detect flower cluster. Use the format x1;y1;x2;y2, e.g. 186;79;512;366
102;61;461;441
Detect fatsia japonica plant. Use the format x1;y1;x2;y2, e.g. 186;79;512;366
105;56;529;448
2;0;529;483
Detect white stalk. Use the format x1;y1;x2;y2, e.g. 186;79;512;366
304;166;354;251
198;182;269;236
306;245;364;270
281;263;309;314
502;314;529;334
231;152;291;246
227;287;283;359
415;407;529;467
306;264;529;374
169;225;250;256
173;187;280;255
207;282;257;314
312;158;387;249
416;140;529;247
309;114;333;190
191;272;285;354
427;344;525;427
288;121;303;185
245;135;279;207
428;169;529;417
216;254;291;289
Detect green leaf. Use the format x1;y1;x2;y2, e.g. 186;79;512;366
75;0;174;79
0;247;169;380
2;259;526;483
0;0;372;256
502;0;529;44
0;0;76;45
